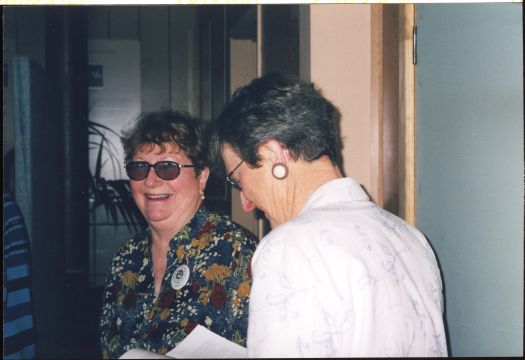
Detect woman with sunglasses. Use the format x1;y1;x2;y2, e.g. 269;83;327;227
212;73;447;357
100;111;258;359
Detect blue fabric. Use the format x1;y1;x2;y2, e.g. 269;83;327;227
3;191;36;359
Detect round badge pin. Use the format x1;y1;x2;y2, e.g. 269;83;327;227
171;264;190;290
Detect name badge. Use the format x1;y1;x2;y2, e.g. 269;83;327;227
171;264;190;290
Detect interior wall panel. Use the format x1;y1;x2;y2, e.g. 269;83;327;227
16;7;46;69
140;7;171;112
415;4;523;356
87;6;109;39
109;6;139;40
170;6;197;113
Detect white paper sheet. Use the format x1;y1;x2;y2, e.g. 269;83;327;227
166;325;247;359
119;348;172;359
119;325;247;359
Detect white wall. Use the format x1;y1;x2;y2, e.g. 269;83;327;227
304;4;374;195
415;4;523;356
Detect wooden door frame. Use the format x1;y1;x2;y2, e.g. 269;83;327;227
399;4;416;225
371;4;416;224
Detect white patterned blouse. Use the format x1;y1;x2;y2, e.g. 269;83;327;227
247;178;448;357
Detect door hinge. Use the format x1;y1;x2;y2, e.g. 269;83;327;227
413;25;418;65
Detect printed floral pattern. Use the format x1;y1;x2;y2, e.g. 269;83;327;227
100;207;258;359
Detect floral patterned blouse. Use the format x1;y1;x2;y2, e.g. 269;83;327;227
100;207;258;359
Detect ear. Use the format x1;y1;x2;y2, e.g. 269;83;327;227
198;167;210;192
257;140;289;164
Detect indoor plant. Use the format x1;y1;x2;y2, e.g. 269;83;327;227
88;120;146;232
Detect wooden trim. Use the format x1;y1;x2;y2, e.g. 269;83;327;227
256;5;262;77
399;4;416;225
381;5;401;216
298;5;311;82
256;5;265;239
371;4;384;207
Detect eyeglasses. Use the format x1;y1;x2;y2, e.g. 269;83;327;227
125;161;195;181
226;160;244;190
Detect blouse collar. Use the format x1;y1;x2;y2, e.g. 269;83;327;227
298;177;369;216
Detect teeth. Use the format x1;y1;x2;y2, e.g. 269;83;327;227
146;194;172;200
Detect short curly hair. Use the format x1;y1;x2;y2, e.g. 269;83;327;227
211;72;339;167
121;111;209;175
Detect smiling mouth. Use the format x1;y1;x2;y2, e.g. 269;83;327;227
146;194;172;200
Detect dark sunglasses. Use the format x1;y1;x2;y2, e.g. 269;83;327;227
125;161;195;181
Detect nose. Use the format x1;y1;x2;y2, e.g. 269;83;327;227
240;191;256;212
143;166;162;186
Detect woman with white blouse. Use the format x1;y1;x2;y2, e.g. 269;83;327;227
211;72;448;357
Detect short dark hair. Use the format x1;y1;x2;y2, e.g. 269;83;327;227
121;111;209;175
211;72;339;167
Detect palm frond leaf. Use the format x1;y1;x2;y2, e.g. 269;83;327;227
88;121;145;232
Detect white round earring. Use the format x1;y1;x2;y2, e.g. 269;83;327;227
201;193;205;200
272;163;288;180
